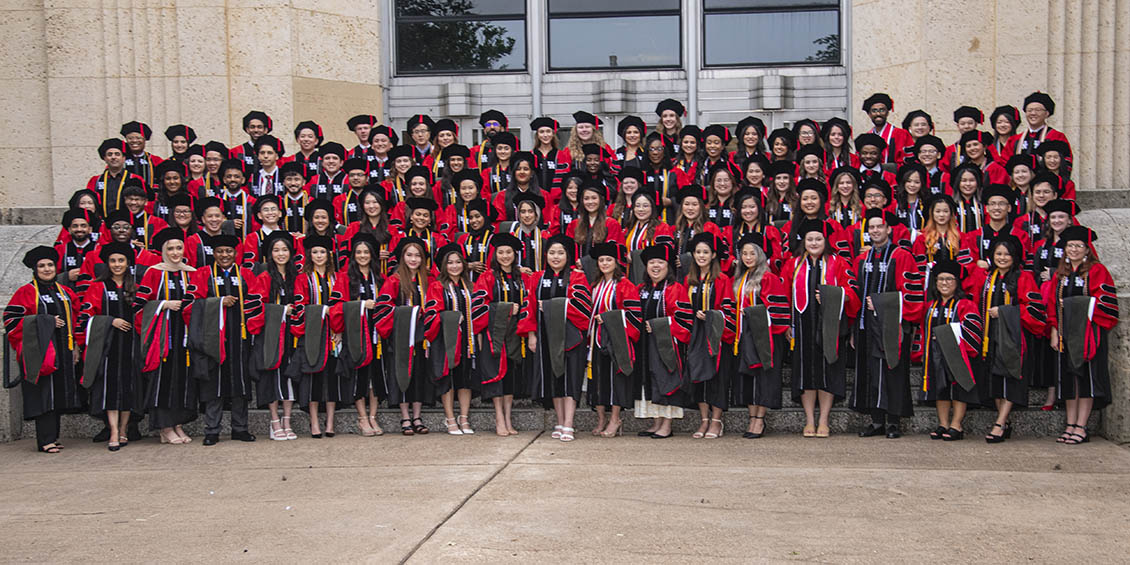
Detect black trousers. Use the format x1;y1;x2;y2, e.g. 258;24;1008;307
35;411;61;447
203;398;249;435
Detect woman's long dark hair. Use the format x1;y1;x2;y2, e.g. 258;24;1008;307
267;239;299;301
359;193;393;245
348;240;381;294
94;258;137;306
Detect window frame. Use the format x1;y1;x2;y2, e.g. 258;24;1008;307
701;1;843;68
393;1;529;76
545;3;684;72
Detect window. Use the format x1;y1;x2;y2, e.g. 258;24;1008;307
548;0;682;70
703;0;841;67
395;0;527;74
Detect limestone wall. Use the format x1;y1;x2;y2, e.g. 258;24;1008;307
0;0;383;207
852;0;1130;191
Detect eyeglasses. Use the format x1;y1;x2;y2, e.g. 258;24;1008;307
1065;242;1087;249
935;275;957;282
648;146;665;152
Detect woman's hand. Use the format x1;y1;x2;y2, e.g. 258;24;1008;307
1049;327;1060;351
379;250;390;260
786;327;794;341
111;318;132;332
520;267;534;276
977;260;990;270
696;310;706;320
364;299;376;310
221;296;237;308
815;289;821;304
511;303;519;315
595;315;604;325
54;315;65;328
988;306;999;319
645;321;652;333
164;300;182;312
470;261;486;273
527;333;537;352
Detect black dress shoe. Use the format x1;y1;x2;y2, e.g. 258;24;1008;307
650;432;673;439
93;427;111;443
203;434;219;446
637;430;656;437
859;424;885;438
231;430;256;442
885;425;901;439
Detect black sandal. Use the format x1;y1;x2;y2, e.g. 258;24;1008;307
412;417;429;435
985;423;1006;444
37;443;61;454
942;427;964;441
743;416;765;439
400;419;415;436
1003;421;1013;439
1065;427;1090;445
929;426;947;440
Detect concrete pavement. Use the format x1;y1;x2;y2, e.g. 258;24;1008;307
1;432;1127;563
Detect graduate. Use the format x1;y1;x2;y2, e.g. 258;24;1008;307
55;209;99;290
560;111;612;173
901;109;934;155
765;160;797;223
584;242;642;438
4;247;82;453
390;166;450;234
833;177;912;259
303;199;348;269
365;125;399;184
968;236;1046;443
453;198;495;283
472;234;534;436
850;210;923;439
1045;226;1118;445
1012;165;1055;238
471;109;508;169
950;130;1009;187
329;233;388;437
530;117;567;193
433;144;473;206
781;179;842;257
407;114;435;164
449;169;490;232
79;242;139;451
654;98;686;158
912;135;948;194
216;159;255;238
895;163;928;232
914;258;983;441
478;131;514;196
230;110;273;169
89;139;145;216
346;114;377;163
697;125;732;186
621;190;675;282
238;195;285;268
567;181;622;258
184;197;227;271
793;119;822;149
728;189;784;274
396;198;448;266
1001;92;1073;172
728;115;767;169
190;232;260;446
740;153;770;194
941;105;985;173
149;160;193;223
704;163;738;230
292;234;347;438
336;159;374;226
134;228;198;445
120;121;164;190
431;244;480;435
252;232;302;442
949;164;985;233
670;185;724;263
546;176;582;237
76;210;160;298
961;184;1032;271
572;143;616;195
527;236;591;442
164;124;196;162
182;145;207;191
189;140;228;198
1029;198;1078;410
673;126;703;185
861;92;913;166
374;236;440;435
1034;141;1076;198
989;105;1021;161
821;117;857;170
284;120;324;180
249;135;286;197
307;142;348;201
783;219;860;438
613;115;646;174
854;133;897;185
279;161;310;234
728;233;790;438
424;118;459;179
912;194;966;280
609;167;645;228
634;243;692;439
643;133;679;223
827;166;864;229
796;144;827;184
508;193;548;274
493;151;545;223
683;232;735;440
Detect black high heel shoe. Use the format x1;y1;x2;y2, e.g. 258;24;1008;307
942;427;964;441
985;423;1006;444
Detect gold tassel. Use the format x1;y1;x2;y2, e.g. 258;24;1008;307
376;338;382;359
586;362;593;380
186;351;191;367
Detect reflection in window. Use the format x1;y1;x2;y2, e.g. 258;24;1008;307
547;2;681;70
395;0;526;74
704;2;840;66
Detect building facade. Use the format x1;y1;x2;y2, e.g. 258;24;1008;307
0;0;1126;208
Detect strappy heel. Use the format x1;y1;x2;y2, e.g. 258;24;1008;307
282;416;297;440
705;418;724;439
400;418;415;436
1065;427;1089;445
445;417;463;435
458;415;474;435
269;419;287;441
693;418;709;439
559;427;575;442
743;415;765;439
551;425;563;439
985;423;1007;444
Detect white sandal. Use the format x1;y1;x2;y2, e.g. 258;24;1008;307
282;416;298;440
458;415;475;435
551;425;563;439
445;418;464;435
269;419;287;441
559;427;575;442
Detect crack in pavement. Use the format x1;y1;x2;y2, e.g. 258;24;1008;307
399;431;542;564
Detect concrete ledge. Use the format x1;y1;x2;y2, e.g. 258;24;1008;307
0;207;67;226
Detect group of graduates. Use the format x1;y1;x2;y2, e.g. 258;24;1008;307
4;90;1118;454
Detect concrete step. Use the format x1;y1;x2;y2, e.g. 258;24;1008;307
29;401;1095;440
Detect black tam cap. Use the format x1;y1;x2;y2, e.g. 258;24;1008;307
23;246;58;269
862;93;894;112
164;124;197;143
655;99;685;117
242;110;273;132
120;121;153;140
1023;92;1055;115
294;120;324;142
